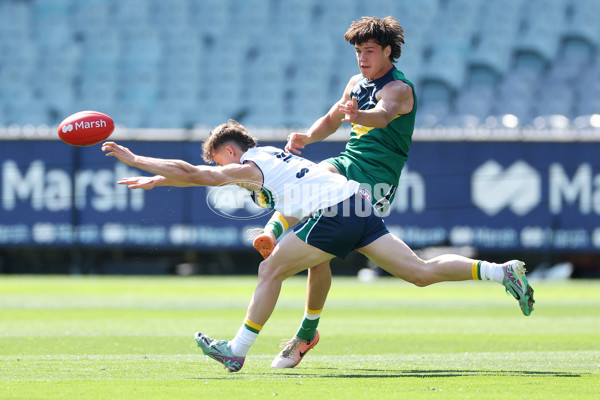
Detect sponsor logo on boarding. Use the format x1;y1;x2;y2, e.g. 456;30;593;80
206;181;273;220
472;160;541;216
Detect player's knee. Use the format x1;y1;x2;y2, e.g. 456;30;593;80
257;259;276;281
257;259;287;283
309;262;331;275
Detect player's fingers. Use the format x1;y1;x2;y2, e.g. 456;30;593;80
102;142;118;151
285;142;303;153
118;178;140;185
338;106;353;116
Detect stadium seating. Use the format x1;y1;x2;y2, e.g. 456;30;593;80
0;0;599;130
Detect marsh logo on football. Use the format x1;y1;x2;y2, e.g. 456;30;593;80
472;160;541;216
206;183;272;220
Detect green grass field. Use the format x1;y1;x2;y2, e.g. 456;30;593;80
1;275;599;399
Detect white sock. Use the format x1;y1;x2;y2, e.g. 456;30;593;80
479;261;505;283
230;324;259;357
304;309;322;321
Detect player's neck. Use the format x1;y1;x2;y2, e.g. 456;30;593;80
366;64;394;81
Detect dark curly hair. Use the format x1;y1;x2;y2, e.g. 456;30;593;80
202;119;258;163
344;16;405;62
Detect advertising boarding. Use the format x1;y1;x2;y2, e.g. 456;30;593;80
1;140;598;251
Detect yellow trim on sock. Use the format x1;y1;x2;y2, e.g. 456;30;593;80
471;261;480;280
274;212;289;230
306;307;323;315
244;318;263;332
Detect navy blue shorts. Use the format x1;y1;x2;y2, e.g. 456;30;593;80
293;193;389;258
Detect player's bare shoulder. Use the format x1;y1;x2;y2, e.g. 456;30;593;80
379;80;414;115
348;73;363;87
342;74;363;98
219;162;263;192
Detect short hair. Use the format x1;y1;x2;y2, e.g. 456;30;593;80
202;119;258;163
344;16;405;62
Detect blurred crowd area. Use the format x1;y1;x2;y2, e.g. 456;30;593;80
1;0;600;133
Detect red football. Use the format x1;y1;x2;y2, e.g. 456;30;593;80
57;111;115;146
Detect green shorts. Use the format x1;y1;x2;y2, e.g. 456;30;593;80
324;155;397;216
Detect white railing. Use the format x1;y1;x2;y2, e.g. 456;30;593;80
2;119;600;142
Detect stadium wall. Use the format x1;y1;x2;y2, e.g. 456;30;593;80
1;130;599;276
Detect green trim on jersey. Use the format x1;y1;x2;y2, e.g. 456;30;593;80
251;187;276;209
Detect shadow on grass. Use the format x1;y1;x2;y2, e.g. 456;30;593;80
300;368;583;379
193;369;583;380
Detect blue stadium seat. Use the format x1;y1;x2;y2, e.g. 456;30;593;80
110;104;145;128
515;0;566;62
111;0;150;28
564;0;600;47
399;0;438;41
273;0;313;29
71;1;111;32
421;44;468;91
147;102;187;129
1;0;599;129
0;107;6;126
11;102;50;127
535;83;575;116
469;0;521;77
397;46;422;85
547;38;594;84
415;101;451;128
455;85;495;121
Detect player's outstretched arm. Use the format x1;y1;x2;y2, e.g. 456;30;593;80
102;141;262;190
117;175;198;189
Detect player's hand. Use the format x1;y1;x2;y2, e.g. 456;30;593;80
102;141;137;166
338;97;359;123
117;176;159;190
285;132;310;155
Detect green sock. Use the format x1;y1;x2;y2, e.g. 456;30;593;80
296;308;322;341
264;213;289;240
